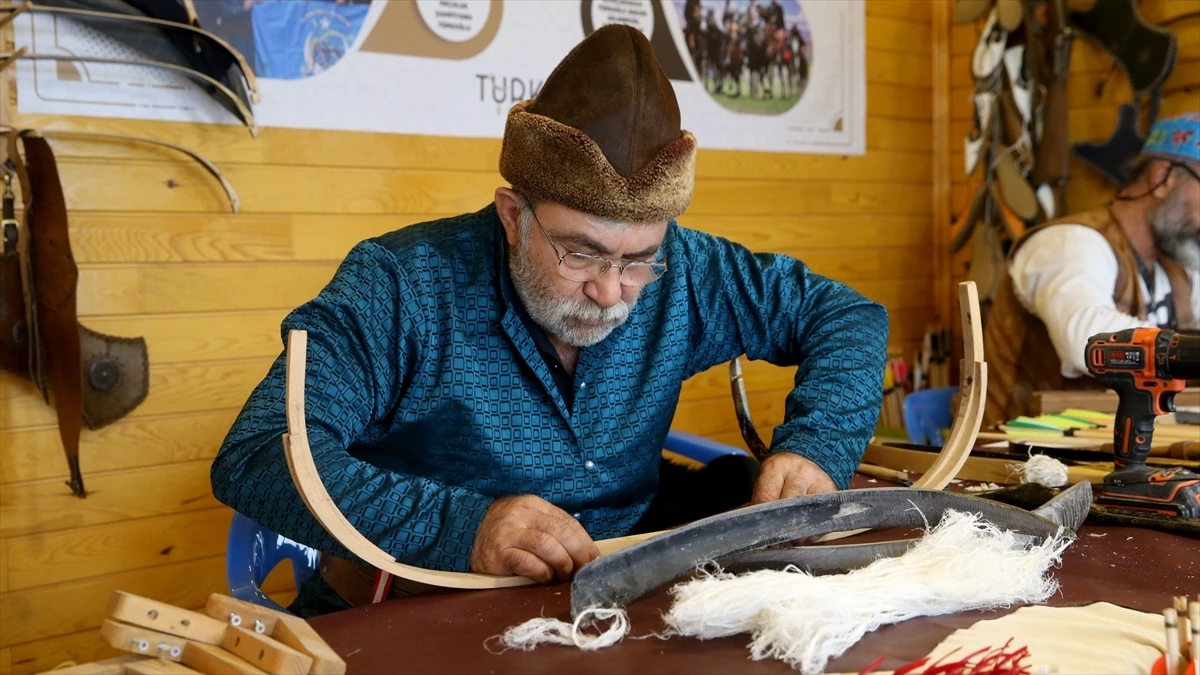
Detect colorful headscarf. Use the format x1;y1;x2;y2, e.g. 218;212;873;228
1142;113;1200;164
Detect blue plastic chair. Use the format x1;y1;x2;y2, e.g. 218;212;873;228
663;429;749;463
226;512;320;614
903;386;957;447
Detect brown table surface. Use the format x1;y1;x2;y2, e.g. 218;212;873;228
308;478;1200;674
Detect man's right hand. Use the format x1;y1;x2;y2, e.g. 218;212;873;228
470;495;601;583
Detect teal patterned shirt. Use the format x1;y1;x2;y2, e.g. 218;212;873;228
210;204;888;572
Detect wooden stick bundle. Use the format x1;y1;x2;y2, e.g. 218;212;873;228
1159;596;1199;675
41;591;345;675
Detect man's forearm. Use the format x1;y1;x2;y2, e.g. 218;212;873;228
770;295;889;489
1049;303;1143;377
212;407;495;572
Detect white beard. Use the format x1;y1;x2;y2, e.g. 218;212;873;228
1152;187;1200;271
507;221;636;348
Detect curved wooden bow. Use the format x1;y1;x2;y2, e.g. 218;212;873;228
281;281;986;589
2;128;241;213
7;1;260;103
7;53;257;137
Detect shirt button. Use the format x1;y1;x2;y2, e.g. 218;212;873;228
584;460;596;470
579;380;587;390
573;512;582;519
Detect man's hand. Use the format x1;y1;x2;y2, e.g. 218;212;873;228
750;452;836;504
470;495;601;583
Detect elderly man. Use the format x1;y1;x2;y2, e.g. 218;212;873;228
211;25;888;615
984;113;1200;424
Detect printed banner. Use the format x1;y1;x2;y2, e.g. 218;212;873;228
11;0;865;155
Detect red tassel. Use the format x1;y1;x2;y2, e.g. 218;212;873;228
885;638;1033;675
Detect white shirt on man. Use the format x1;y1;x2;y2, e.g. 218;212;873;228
1010;224;1200;379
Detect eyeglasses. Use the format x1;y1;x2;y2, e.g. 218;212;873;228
528;207;668;287
1171;162;1200;183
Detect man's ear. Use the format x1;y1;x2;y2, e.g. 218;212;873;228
494;187;523;247
1148;160;1177;199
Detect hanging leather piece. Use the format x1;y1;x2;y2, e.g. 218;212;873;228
1068;0;1177;96
3;132;152;497
1;170;26;375
79;324;148;429
1066;0;1176;187
18;134;87;497
1073;101;1146;186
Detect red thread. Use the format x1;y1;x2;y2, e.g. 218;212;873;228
873;639;1033;675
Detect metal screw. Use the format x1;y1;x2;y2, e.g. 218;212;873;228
230;612;242;627
132;639;149;652
253;619;265;634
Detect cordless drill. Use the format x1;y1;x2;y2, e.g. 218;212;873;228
1084;328;1200;519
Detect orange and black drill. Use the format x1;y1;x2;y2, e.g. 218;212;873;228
1085;328;1200;519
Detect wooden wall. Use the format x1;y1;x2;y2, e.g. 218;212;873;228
0;2;936;671
945;0;1200;333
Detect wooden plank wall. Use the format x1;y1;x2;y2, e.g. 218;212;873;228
946;0;1200;350
0;2;935;671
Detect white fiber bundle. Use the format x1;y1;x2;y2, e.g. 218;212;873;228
1017;454;1070;487
493;606;629;652
662;510;1071;674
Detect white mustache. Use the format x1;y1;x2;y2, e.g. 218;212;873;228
563;299;631;324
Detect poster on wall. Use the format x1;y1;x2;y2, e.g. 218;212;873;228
10;0;865;155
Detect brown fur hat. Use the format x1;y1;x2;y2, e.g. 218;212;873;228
499;24;696;223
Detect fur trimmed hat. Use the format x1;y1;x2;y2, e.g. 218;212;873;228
498;24;696;223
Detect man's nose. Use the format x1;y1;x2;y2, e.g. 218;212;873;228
584;266;623;308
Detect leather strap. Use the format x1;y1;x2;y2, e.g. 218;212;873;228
319;556;435;607
20;134;87;497
0;168;28;376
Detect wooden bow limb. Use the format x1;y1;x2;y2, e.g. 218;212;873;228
730;281;985;543
282;329;660;590
3;1;260;104
0;3;26;30
818;284;984;542
0;46;26;72
2;52;258;137
14;129;240;213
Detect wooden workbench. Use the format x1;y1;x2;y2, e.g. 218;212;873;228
305;477;1199;674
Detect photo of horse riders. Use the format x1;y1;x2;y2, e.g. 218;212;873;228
676;0;812;114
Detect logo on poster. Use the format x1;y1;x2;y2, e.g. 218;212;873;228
591;0;656;36
476;74;545;111
417;0;492;43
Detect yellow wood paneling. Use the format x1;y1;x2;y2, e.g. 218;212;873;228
64;212;934;264
1;410;234;485
84;310;289;364
2;360;269;429
3;629;123;675
0;1;938;666
0;554;292;650
3;507;233;592
38;157;933;216
867;0;933;23
0;461;220;538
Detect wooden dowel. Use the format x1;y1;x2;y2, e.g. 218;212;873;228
856;463;911;484
1189;600;1199;674
1177;597;1190;665
1165;608;1181;675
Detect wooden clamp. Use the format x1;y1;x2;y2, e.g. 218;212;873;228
39;591;345;675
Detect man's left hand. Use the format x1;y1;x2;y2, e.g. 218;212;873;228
750;452;836;504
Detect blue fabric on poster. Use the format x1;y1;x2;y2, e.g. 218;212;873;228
211;204;889;573
251;0;369;79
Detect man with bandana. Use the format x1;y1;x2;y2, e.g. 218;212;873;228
984;113;1200;424
211;25;888;615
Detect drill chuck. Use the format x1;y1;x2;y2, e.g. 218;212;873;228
1166;332;1200;380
